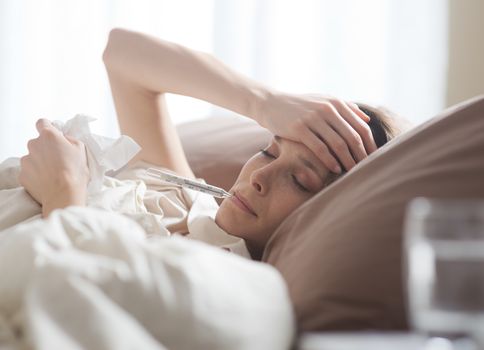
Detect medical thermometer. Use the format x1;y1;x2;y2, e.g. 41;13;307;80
146;168;233;198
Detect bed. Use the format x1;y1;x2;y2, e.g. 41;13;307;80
0;95;483;349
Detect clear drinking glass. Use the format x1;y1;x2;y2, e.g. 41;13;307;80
404;198;484;341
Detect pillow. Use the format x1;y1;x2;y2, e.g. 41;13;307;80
261;95;484;332
177;114;272;195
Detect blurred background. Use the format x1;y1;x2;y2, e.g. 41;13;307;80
0;0;483;160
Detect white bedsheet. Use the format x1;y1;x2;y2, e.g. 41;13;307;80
0;207;294;349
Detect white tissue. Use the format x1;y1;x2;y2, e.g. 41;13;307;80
52;114;141;193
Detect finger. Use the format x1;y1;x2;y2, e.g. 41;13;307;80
324;102;368;163
27;139;36;152
347;103;378;154
349;102;370;123
343;102;378;154
300;126;342;173
311;122;356;171
35;118;54;134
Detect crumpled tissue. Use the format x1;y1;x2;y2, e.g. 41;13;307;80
52;114;141;193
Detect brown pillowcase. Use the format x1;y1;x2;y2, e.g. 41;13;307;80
177;114;272;195
261;96;484;332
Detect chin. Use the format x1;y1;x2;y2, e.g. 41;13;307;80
215;204;250;239
214;205;233;233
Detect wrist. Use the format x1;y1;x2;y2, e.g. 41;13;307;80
41;181;87;219
42;190;86;218
247;86;275;127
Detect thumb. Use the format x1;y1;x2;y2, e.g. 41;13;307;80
35;118;55;134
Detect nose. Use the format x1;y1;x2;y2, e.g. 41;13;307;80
250;165;272;195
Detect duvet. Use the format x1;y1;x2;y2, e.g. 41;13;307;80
0;160;295;350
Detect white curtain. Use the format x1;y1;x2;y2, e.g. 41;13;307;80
0;0;448;161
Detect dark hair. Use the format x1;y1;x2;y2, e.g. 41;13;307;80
323;103;401;187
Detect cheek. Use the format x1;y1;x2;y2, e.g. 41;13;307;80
266;193;305;226
232;156;261;185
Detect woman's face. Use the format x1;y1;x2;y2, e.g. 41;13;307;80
215;135;330;253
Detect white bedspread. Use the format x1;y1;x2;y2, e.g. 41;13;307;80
0;160;295;349
0;207;294;349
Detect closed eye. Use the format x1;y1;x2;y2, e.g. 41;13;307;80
259;148;274;158
259;149;310;192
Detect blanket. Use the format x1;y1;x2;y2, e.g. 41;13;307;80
0;159;295;349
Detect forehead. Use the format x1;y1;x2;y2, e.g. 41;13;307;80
272;135;327;176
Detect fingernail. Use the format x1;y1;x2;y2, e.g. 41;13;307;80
334;165;342;174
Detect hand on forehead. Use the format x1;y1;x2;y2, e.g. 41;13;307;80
272;135;329;177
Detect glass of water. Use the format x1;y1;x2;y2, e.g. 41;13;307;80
405;198;484;341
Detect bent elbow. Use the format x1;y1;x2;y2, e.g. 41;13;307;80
103;28;130;67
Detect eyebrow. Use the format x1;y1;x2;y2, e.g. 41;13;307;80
273;135;324;180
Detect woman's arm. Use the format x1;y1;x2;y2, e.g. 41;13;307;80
103;28;270;178
103;28;376;173
103;28;268;122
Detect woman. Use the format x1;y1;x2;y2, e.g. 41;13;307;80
19;28;398;259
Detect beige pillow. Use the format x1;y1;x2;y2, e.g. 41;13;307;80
261;96;484;332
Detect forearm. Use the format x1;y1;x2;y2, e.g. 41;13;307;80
102;28;272;122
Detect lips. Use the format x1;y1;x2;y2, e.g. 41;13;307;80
232;191;257;216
